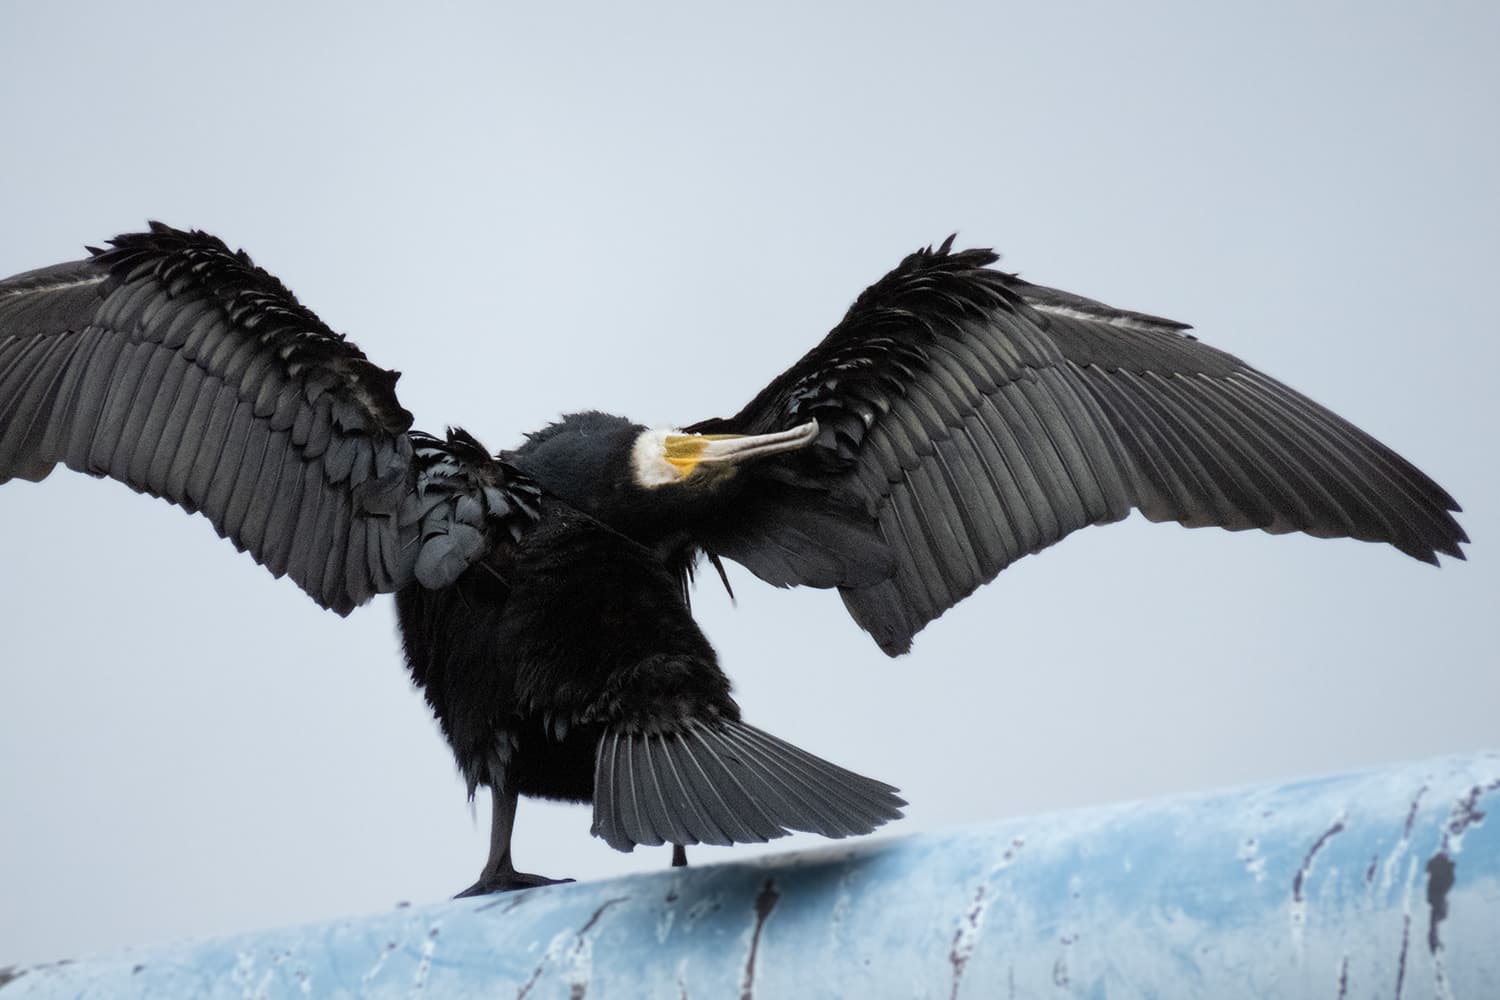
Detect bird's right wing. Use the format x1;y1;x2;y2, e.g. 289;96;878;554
0;224;530;613
689;239;1467;655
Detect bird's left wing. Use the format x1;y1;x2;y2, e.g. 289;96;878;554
0;224;532;613
688;239;1466;655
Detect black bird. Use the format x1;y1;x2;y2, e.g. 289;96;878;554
0;225;1466;894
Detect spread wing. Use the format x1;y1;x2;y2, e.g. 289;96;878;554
689;238;1468;655
0;224;533;613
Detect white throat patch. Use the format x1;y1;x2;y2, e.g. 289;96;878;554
631;428;681;488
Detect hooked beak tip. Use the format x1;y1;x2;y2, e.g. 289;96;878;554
696;419;819;465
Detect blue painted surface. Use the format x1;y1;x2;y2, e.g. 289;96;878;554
4;752;1497;998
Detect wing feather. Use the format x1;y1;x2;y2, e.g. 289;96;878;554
118;348;179;486
0;225;463;612
260;445;304;579
149;362;208;490
691;240;1466;654
38;327;106;462
0;331;75;478
91;339;153;474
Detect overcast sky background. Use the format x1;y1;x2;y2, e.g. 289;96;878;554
1;2;1495;968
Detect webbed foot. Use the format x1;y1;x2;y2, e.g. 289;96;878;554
455;870;574;898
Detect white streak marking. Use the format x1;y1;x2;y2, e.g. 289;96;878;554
0;273;106;300
1027;299;1183;334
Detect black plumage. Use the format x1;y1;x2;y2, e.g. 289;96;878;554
687;244;1467;653
0;224;1465;893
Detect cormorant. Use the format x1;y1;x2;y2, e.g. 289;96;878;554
0;225;1466;894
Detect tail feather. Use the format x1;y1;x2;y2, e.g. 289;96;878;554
713;727;856;838
591;719;905;852
675;728;780;845
723;723;906;819
675;726;785;843
715;723;897;833
594;731;623;848
654;731;734;845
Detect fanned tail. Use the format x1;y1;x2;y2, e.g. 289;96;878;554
591;719;904;852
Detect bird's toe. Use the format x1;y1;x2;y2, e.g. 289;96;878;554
454;872;575;897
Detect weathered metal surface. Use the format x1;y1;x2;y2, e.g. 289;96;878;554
4;752;1497;998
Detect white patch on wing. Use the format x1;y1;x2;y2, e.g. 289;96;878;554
0;272;106;300
631;427;682;488
1027;299;1185;335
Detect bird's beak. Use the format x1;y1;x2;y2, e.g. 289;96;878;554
663;420;818;477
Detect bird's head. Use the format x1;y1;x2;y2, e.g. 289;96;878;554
629;421;819;489
513;412;818;533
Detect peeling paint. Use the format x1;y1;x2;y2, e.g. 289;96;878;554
1441;781;1496;849
565;898;627;999
1393;845;1422;985
410;924;441;995
514;943;553;1000
1293;818;1347;903
1404;786;1429;839
948;884;987;1000
988;836;1025;878
360;941;398;988
684;894;722;930
1427;854;1457;1000
1425;853;1456;954
739;879;779;1000
1238;836;1266;882
827;875;853;940
655;903;677;944
1052;934;1077;988
6;753;1497;999
1382;784;1429;895
1290;815;1346;948
656;875;685;942
230;950;256;998
577;899;626;936
1393;912;1411;1000
1423;780;1497;1000
516;898;626;1000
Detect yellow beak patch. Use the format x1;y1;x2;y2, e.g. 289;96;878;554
663;434;740;476
640;422;818;487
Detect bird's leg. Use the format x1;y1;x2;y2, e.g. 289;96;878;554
454;785;573;897
671;844;689;868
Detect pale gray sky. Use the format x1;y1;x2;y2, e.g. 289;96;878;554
1;2;1495;968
